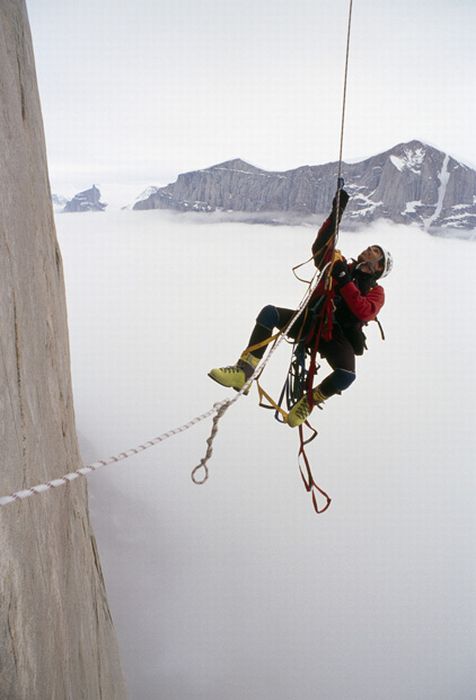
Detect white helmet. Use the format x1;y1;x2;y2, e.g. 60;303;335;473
376;247;393;279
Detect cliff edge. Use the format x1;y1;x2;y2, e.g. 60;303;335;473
0;2;126;697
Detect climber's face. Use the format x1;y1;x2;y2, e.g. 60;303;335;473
357;245;385;276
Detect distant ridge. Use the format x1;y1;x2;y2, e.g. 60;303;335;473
133;141;476;230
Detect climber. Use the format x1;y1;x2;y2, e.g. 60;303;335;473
208;187;393;427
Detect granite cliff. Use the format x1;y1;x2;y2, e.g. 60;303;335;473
0;2;126;697
134;142;476;230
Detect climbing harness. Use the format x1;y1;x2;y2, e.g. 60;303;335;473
251;233;339;514
238;0;355;513
193;260;331;488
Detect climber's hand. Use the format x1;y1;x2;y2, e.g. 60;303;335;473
331;259;351;287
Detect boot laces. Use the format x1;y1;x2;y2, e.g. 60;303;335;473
220;365;240;374
294;396;310;421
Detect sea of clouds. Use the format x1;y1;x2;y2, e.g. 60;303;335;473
56;209;476;700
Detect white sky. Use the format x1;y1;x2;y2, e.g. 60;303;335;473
27;0;476;197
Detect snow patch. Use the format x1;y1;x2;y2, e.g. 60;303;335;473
134;186;159;204
390;155;404;172
403;200;423;214
390;147;426;174
350;192;382;215
425;154;450;229
440;211;476;228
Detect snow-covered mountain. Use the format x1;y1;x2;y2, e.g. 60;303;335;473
63;184;107;212
132;141;476;230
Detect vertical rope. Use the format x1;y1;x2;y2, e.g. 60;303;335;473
295;0;355;513
337;0;354;181
333;0;354;247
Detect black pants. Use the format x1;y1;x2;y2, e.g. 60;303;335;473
247;306;356;398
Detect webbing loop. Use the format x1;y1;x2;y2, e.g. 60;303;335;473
298;424;332;514
256;380;289;421
244;332;281;357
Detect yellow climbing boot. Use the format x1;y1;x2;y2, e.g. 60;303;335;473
208;352;259;394
287;387;327;428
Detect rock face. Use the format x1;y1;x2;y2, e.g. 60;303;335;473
134;143;476;230
0;3;126;698
63;184;107;212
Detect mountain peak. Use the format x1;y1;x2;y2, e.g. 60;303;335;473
133;142;476;231
63;185;107;213
209;158;261;173
393;139;428;151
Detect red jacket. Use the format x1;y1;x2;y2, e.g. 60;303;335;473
338;277;384;322
310;201;385;347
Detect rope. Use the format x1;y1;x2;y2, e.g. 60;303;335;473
0;401;227;508
337;0;353;182
333;0;354;247
191;402;230;484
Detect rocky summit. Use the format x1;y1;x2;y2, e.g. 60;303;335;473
133;141;476;230
63;184;107;212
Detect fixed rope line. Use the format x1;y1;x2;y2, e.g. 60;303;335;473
0;264;329;509
0;403;226;508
